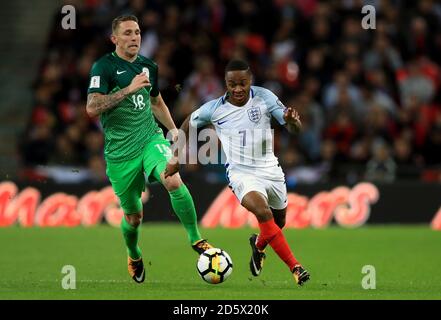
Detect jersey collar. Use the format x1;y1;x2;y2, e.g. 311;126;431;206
112;51;139;63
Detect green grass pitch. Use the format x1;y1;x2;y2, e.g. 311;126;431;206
0;224;440;300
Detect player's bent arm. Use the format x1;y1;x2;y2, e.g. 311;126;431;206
86;73;150;117
86;89;130;117
150;93;178;134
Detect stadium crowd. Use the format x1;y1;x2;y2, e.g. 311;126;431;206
19;0;441;184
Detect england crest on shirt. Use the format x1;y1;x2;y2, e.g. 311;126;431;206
247;106;261;123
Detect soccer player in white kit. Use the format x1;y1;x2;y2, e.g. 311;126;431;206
165;60;310;285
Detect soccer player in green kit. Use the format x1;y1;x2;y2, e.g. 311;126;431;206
86;15;213;284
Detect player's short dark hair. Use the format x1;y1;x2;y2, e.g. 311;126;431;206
225;59;250;73
112;14;138;33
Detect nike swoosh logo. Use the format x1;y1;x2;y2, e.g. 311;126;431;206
116;70;126;75
217;120;228;125
252;258;261;275
134;269;145;282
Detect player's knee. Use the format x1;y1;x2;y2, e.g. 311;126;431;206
125;213;143;228
163;174;182;191
253;206;273;222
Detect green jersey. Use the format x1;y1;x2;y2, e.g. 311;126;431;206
87;52;162;162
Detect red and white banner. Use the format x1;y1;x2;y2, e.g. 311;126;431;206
201;182;380;229
1;180;439;229
0;181;147;227
430;206;441;230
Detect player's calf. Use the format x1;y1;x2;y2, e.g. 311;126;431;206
271;208;287;229
125;212;143;227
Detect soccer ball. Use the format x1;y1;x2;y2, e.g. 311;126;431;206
197;248;233;284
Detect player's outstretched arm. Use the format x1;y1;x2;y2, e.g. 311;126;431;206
86;73;150;117
283;106;302;134
164;114;191;178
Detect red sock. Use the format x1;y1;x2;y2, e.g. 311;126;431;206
256;219;299;271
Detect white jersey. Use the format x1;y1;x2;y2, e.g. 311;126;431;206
190;86;287;181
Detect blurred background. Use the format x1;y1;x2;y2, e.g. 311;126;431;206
1;1;441;301
1;0;441;189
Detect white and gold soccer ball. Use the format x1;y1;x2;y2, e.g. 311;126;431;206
196;248;233;284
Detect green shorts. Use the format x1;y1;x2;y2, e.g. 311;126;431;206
106;134;172;215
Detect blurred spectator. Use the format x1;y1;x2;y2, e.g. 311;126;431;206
350;135;373;165
402;15;433;59
393;136;422;179
362;105;396;144
291;93;324;161
363;34;403;72
397;57;439;108
358;83;397;117
87;155;108;183
20;124;54;166
174;55;223;122
324;111;357;160
317;139;339;182
365;141;397;183
139;10;160;58
322;71;362;114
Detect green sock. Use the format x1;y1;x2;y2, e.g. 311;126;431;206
121;216;142;260
169;184;202;244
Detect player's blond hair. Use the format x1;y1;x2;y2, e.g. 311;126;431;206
112;14;138;34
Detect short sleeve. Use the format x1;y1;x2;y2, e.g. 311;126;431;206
87;60;111;95
258;87;287;125
189;100;218;128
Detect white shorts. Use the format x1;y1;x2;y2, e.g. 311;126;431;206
226;166;288;210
